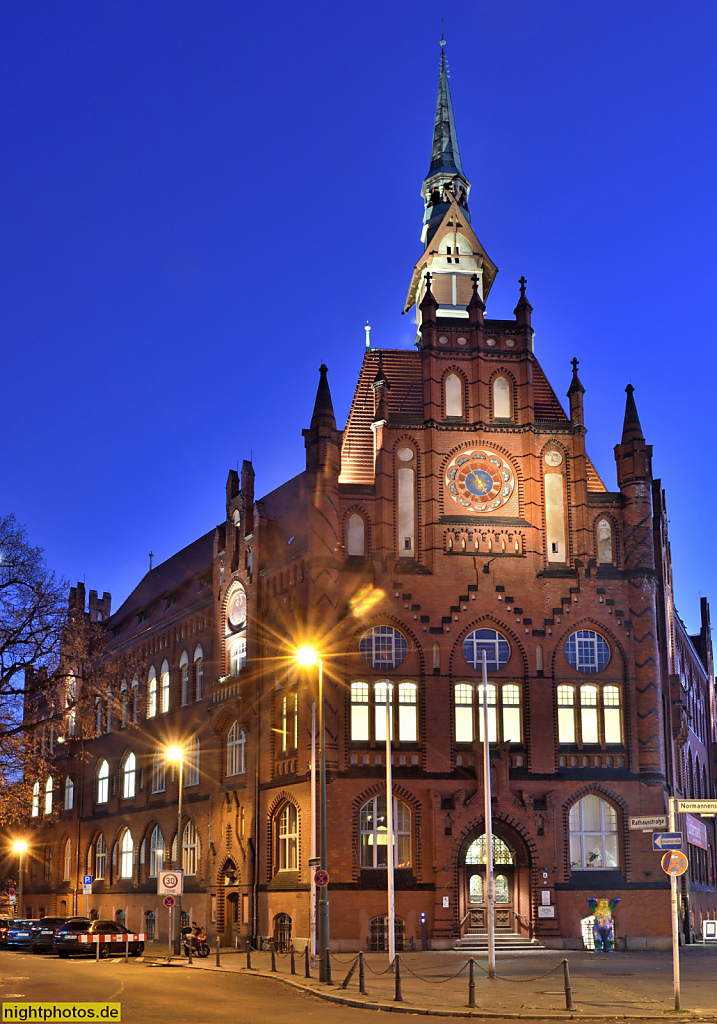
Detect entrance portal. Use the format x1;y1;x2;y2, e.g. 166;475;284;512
464;835;516;933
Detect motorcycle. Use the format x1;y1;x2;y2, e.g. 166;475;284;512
181;923;210;958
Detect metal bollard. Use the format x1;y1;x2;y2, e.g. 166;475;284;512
215;935;221;966
271;942;276;972
325;947;332;985
394;954;403;1001
304;945;310;978
246;939;252;970
187;934;193;965
358;950;366;995
340;957;358;990
562;959;575;1011
125;934;129;964
290;945;296;975
468;957;475;1008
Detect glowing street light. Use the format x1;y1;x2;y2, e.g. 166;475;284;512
13;841;27;921
166;746;184;952
295;646;330;981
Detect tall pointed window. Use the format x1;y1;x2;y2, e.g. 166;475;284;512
119;830;134;879
194;645;204;700
226;722;246;777
359;795;411;868
182;820;199;875
63;839;72;881
94;834;107;880
44;776;53;815
347;514;366;556
122;752;136;799
64;776;74;811
445;374;463;417
31;781;40;817
180;651;190;706
569;795;618;870
149;825;165;877
160;660;170;714
184;736;200;787
152;750;165;794
277;804;298;871
147;667;157;719
493;376;511;419
96;759;109;804
120;681;128;727
596;519;613;563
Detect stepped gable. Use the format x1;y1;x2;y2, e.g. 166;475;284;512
340;349;422;485
586;455;607;492
532;363;569;421
258;471;309;563
108;530;214;630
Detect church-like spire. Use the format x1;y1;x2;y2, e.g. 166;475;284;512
310;364;336;430
428;34;464;179
621;384;644;444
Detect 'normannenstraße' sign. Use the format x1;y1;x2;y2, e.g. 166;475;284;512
677;800;717;815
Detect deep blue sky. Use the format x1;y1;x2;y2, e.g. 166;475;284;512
2;1;716;634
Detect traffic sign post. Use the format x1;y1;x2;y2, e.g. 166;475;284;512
666;797;684;1011
653;833;683;852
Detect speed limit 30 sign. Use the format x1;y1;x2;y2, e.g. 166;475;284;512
158;869;184;895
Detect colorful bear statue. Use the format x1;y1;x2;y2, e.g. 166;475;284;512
586;897;620;952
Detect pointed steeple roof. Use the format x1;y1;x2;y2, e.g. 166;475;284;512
310;364;336;429
621;384;644;443
428;35;464;179
567;356;585;396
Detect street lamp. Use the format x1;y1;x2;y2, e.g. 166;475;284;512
13;841;27;921
296;647;330;981
166;746;184;953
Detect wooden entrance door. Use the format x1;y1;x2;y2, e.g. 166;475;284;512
466;867;515;932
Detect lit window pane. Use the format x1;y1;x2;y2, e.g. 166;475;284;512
463;629;510;671
478;685;497;742
455;684;473;743
398;683;417;742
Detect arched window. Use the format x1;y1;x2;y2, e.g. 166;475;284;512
180;651;189;706
359;794;411;868
194;645;204;701
277;804;298;871
596;519;613;564
347;513;366;556
131;677;139;723
493;376;511;419
160;660;170;714
96;759;109;804
64;776;74;811
149;825;165;877
396;459;416;558
184;736;200;787
226;722;246;777
463;629;510;671
44;845;53;882
182;820;199;875
466;834;514;864
44;777;53;815
31;781;40;817
122;752;136;799
369;915;405;952
445;373;463;417
565;630;610;673
151;750;165;794
359;626;408;669
147;666;157;719
569;795;618;870
119;830;134;879
94;834;107;880
495;874;510;903
63;839;72;881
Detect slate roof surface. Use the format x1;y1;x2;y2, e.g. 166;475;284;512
257;471;309;566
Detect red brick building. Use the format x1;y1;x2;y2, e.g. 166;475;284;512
22;41;716;952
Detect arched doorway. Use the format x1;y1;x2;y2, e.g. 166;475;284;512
217;859;240;946
460;827;531;936
273;913;291;952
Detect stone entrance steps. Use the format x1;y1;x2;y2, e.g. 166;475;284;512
454;932;544;951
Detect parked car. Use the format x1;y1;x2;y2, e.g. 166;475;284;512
6;920;40;949
0;918;13;947
54;919;144;958
30;918;67;954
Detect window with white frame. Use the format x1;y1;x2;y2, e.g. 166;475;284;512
160;660;170;713
194;645;204;700
569;794;619;870
184;736;199;786
277;804;298;871
359;794;411;868
151;750;165;793
94;833;106;880
96;759;109;804
63;839;72;881
182;820;199;875
122;752;136;799
349;682;419;742
565;630;610;674
229;636;246;676
557;684;622;745
278;692;298;752
350;682;370;741
454;683;522;744
226;722;245;777
359;626;408;669
149;824;165;877
147;667;157;718
64;776;74;811
463;629;511;672
31;781;40;817
180;651;189;705
119;830;134;879
44;776;53;815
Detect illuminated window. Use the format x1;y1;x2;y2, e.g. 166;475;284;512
160;660;170;713
230;636;246;676
569;795;618;870
350;683;369;741
64;776;74;811
277;804;298;871
94;834;106;880
182;820;199;875
63;839;72;881
122;752;136;799
359;626;408;669
454;683;522;744
147;666;157;719
463;629;510;671
194;645;204;700
149;825;164;877
226;722;246;777
119;830;134;878
31;781;40;817
360;794;411;869
184;736;199;787
557;685;576;743
565;631;610;674
151;750;165;794
44;776;53;815
96;760;109;804
180;651;189;706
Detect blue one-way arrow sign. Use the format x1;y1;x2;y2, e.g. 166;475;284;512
653;832;683;851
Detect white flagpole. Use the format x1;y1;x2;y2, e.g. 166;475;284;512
310;701;317;959
385;682;396;965
482;651;496;978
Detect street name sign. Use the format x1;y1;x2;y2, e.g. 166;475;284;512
653;832;683;851
158;869;184;895
629;815;668;831
677;800;717;816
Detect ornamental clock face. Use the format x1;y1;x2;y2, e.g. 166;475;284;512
445;449;515;513
227;587;247;630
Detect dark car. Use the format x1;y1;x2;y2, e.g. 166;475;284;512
29;918;67;954
0;917;12;947
6;920;40;949
54;919;144;958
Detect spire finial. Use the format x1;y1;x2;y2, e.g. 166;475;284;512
571;356;579;373
519;275;527;294
365;321;371;350
440;20;446;48
148;551;154;572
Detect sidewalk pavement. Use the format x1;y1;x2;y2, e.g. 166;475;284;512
139;944;717;1018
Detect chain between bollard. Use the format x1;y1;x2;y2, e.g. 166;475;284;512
394;954;403;1002
246;939;252;970
468;957;475;1008
304;945;310;978
562;958;575;1011
358;950;366;995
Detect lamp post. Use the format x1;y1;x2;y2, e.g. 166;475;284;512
167;746;184;953
13;841;27;921
296;647;330;981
